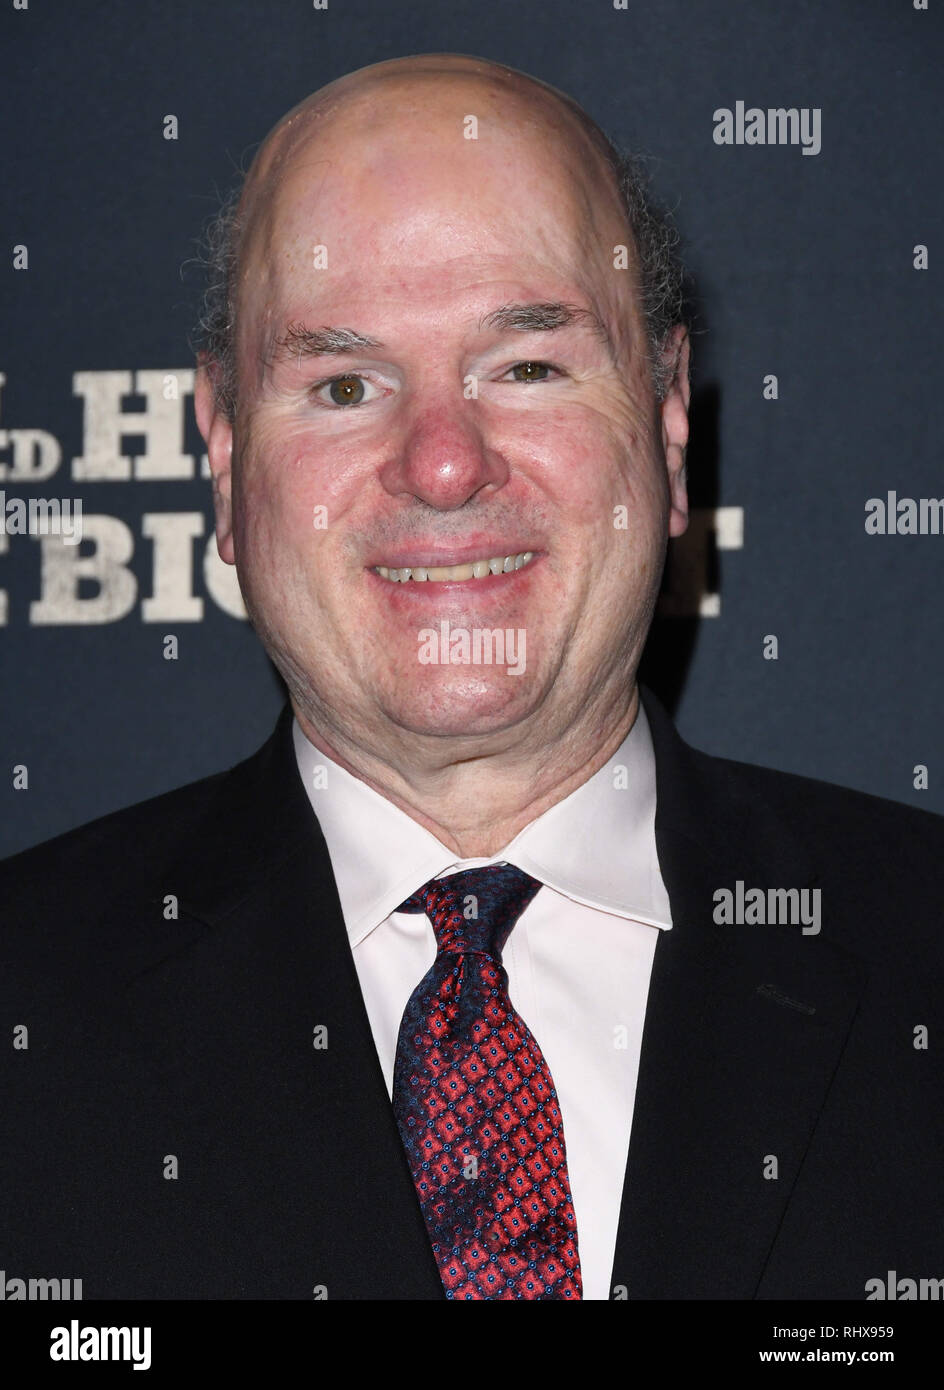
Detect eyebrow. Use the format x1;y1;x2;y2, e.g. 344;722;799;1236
268;322;386;364
479;300;613;352
266;299;614;367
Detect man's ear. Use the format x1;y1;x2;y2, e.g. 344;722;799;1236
194;353;236;565
659;324;691;540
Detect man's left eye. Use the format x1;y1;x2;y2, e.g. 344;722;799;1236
503;361;560;383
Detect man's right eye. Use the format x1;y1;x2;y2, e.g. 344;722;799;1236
311;374;379;407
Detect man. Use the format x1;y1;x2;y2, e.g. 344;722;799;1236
1;54;941;1302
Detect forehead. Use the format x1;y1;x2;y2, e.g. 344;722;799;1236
237;84;634;340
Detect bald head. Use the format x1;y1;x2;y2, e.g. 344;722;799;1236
238;55;625;261
195;54;686;418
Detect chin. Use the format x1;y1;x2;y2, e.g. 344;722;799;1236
384;675;538;739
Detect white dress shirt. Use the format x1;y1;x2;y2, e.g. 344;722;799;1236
292;704;672;1300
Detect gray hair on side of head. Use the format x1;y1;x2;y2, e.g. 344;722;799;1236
189;137;688;421
190;181;244;422
606;146;689;400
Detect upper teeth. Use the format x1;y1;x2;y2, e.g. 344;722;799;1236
374;551;535;583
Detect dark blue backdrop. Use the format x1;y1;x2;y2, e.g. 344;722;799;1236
2;0;941;857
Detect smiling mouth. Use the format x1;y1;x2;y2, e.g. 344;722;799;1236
373;550;536;583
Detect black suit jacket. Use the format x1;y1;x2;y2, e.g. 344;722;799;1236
2;687;942;1299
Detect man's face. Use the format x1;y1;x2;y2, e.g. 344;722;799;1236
201;77;688;763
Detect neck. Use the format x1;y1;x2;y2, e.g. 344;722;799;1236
293;683;641;858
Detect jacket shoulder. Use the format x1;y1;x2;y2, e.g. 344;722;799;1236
1;762;232;908
686;743;944;947
699;745;944;852
641;684;943;860
0;710;304;1051
0;733;281;991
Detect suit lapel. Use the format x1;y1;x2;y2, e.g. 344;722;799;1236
124;705;444;1298
609;690;862;1298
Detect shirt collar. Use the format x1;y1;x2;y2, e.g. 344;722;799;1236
292;703;672;947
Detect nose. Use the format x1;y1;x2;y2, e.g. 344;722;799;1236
377;403;510;510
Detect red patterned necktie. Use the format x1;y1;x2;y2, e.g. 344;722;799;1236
392;863;582;1299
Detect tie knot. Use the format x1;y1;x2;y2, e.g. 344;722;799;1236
396;864;543;959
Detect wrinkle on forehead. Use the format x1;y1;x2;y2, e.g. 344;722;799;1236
232;55;639;388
